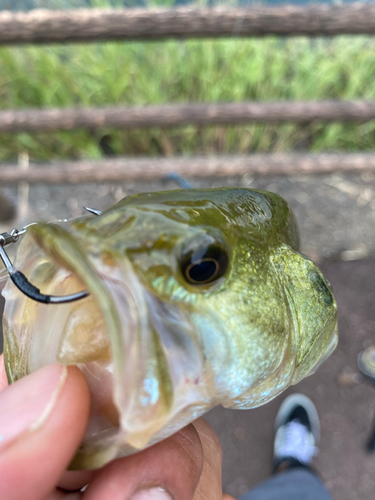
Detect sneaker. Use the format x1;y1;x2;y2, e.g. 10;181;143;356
273;393;320;471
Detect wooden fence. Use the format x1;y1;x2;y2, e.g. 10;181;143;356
2;101;375;132
1;4;375;204
2;4;375;43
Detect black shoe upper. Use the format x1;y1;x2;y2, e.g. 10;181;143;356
286;404;312;431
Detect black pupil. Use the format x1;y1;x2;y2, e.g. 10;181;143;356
188;259;218;283
181;243;229;285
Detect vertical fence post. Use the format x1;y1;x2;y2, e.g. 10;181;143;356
0;190;15;222
18;152;29;223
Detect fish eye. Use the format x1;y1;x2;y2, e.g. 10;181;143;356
180;238;229;285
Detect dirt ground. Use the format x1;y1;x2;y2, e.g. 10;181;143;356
2;170;375;262
1;174;375;499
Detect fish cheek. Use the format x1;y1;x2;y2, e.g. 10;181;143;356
219;276;295;409
270;245;338;384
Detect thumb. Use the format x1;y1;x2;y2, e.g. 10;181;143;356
0;361;90;500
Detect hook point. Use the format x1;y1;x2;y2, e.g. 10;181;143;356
84;207;103;216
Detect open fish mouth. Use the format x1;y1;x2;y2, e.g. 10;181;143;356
87;258;210;452
2;229;213;467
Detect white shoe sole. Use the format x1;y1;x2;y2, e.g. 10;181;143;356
275;393;320;444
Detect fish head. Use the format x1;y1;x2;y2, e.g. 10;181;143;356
70;188;337;405
2;188;337;468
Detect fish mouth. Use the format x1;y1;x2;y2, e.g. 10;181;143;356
84;256;211;449
12;223;212;466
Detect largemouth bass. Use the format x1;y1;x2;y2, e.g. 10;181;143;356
2;188;338;469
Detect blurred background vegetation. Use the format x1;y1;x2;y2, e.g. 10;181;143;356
1;0;375;163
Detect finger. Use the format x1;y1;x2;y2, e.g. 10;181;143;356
83;423;204;500
0;363;90;500
191;418;223;500
58;470;95;492
47;491;83;500
1;355;93;492
222;495;236;500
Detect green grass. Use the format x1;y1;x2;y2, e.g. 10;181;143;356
1;35;375;161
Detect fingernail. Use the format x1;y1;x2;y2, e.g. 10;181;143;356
0;363;67;446
132;488;173;500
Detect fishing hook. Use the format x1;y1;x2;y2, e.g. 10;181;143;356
0;207;101;305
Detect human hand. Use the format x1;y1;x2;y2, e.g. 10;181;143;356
0;355;235;500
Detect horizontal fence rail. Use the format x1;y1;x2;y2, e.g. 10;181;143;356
1;4;375;45
2;101;375;133
1;154;375;184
